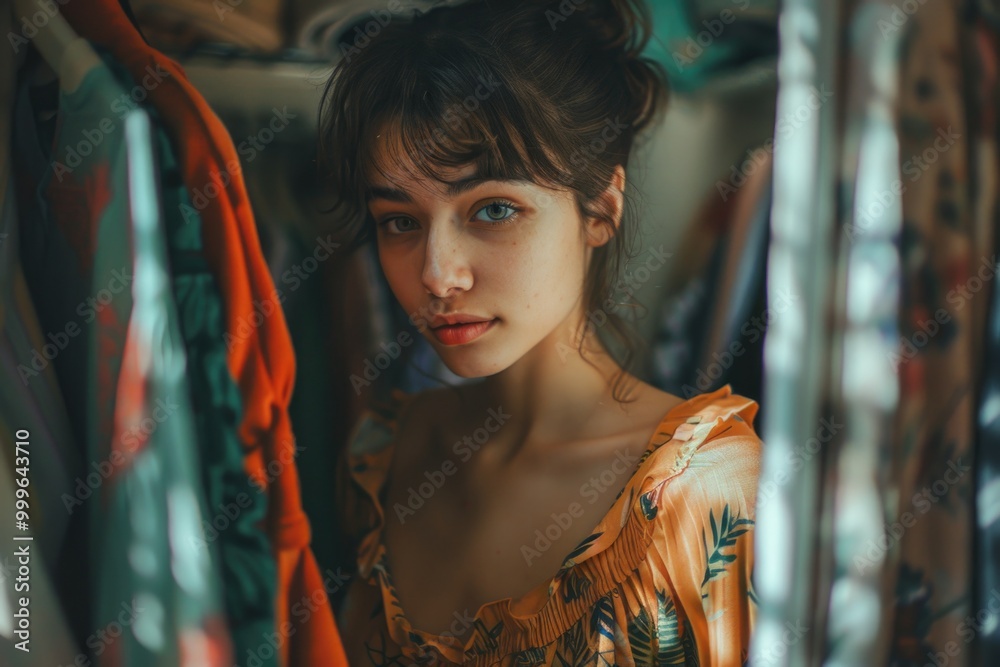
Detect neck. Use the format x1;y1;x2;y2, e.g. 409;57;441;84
464;303;639;452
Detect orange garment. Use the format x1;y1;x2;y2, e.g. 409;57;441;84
57;4;347;665
340;385;762;666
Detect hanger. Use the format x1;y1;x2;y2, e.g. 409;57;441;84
1;0;102;307
11;0;101;94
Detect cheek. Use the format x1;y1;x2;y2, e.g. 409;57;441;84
378;245;422;307
495;219;586;312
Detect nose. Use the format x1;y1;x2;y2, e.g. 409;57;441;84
421;224;473;298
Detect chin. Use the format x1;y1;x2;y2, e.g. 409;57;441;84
432;338;518;378
438;355;508;379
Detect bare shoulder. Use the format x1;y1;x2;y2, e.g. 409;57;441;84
613;377;687;428
636;380;686;414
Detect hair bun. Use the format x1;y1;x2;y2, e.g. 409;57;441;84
571;0;667;131
570;0;654;60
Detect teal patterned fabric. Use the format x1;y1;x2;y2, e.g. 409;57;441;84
150;85;279;667
94;50;278;665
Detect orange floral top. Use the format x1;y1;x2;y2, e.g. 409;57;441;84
337;385;762;666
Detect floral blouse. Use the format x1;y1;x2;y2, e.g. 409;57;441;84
336;385;762;666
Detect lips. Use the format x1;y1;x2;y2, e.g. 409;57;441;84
430;318;498;346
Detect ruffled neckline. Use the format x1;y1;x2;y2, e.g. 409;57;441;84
345;384;755;663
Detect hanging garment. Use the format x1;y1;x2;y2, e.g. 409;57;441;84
0;165;82;663
748;0;838;661
649;148;771;403
0;431;81;665
818;4;909;663
0;30;82;650
970;12;1000;667
700;154;771;399
153;86;278;664
11;41;278;663
754;0;999;664
650;160;747;395
241;139;376;611
337;386;761;666
11;33;236;664
0;164;81;577
94;105;233;667
880;1;979;662
57;2;349;664
976;248;1000;665
10;57;107;652
274;231;374;617
12;72;95;464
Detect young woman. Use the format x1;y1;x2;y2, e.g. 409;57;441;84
320;1;762;664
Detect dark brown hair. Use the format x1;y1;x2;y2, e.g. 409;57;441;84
318;0;669;402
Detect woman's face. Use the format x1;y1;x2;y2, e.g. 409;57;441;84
367;160;596;378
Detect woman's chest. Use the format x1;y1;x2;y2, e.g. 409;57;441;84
377;430;648;642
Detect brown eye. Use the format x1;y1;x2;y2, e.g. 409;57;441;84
380;217;419;234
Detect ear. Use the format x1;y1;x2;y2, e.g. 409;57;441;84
584;164;626;248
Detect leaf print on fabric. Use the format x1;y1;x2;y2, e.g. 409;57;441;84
512;646;547;666
629;588;695;666
656;589;687;665
375;565;408;624
561;531;604;568
700;504;754;598
590;593;617;642
469;618;504;655
640;491;659;520
553;616;595;666
560;567;593;604
636;447;655;469
627;604;658;666
889;562;936;666
364;630;410;667
590;593;618;667
748;577;761;607
681;615;701;666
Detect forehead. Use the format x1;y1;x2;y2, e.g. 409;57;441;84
364;131;480;201
366;170;483;207
365;155;476;190
359;117;562;204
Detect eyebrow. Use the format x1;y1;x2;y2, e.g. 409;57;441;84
367;176;526;203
